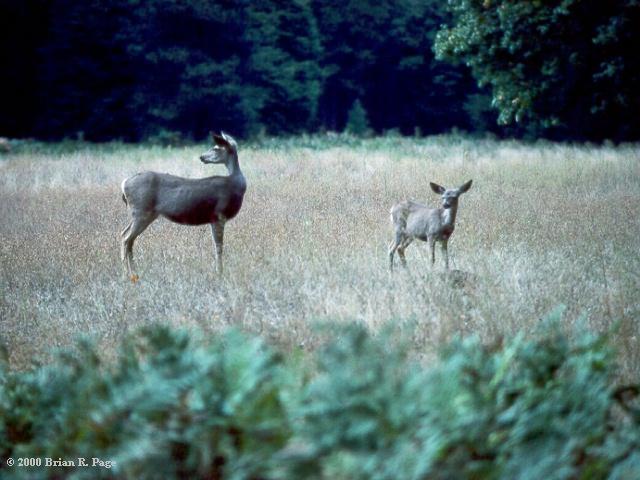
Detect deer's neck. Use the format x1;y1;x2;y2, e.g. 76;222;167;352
225;155;243;179
442;206;457;228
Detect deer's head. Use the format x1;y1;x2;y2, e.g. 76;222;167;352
430;180;473;209
200;131;238;164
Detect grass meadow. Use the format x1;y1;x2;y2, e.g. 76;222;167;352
1;136;639;375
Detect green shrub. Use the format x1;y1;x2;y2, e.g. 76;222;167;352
1;327;291;479
287;325;429;479
1;311;638;479
286;317;639;479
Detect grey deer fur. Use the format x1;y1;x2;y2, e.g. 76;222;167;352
120;131;246;279
388;180;472;271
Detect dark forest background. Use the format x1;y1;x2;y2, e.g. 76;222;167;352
1;0;639;142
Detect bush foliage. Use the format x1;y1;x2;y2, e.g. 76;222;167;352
1;312;639;479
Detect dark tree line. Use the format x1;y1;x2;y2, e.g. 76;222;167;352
1;0;638;142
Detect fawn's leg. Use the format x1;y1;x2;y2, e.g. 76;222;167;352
388;230;404;271
429;236;436;266
397;237;413;268
441;239;449;270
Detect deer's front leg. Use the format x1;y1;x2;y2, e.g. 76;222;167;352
441;239;449;270
429;236;436;266
210;220;225;274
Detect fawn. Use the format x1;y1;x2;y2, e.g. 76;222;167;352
389;180;472;270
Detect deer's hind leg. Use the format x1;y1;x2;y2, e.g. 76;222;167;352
388;230;405;271
122;213;157;278
120;220;133;262
396;237;413;268
120;221;132;238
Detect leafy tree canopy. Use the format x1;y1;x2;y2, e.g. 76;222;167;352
434;0;640;140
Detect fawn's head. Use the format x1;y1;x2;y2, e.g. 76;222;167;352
200;131;238;165
430;180;473;209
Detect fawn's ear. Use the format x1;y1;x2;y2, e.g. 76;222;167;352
459;179;473;193
430;182;446;194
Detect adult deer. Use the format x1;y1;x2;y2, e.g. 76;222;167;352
120;131;246;280
388;180;472;271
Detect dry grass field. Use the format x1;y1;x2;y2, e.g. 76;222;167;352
1;136;639;375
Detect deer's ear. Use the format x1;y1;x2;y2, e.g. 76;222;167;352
221;131;234;144
430;182;445;194
211;132;227;147
221;131;238;152
459;179;473;193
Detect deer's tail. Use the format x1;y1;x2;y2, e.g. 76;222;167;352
121;178;128;206
390;201;410;230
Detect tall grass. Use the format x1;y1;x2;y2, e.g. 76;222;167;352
1;135;639;374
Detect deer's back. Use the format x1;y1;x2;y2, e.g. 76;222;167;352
392;200;441;236
391;200;424;225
